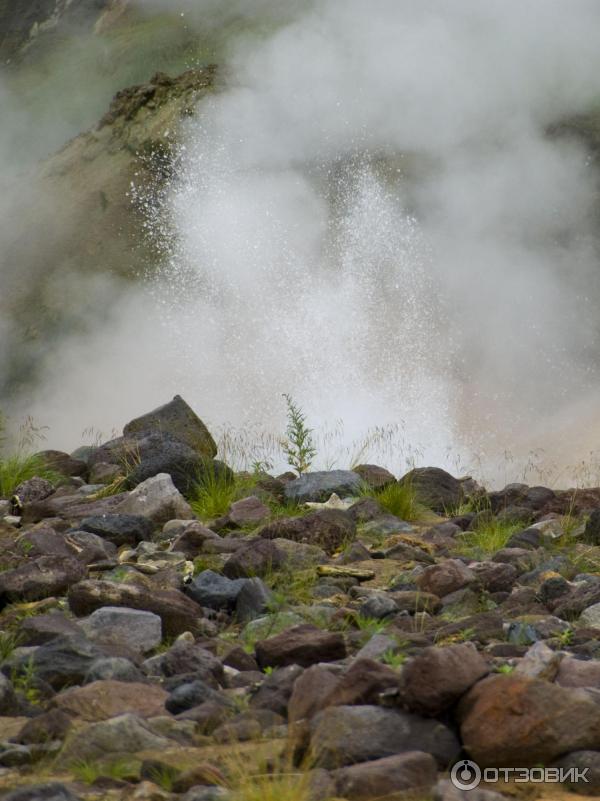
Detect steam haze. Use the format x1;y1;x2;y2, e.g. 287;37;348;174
6;0;600;483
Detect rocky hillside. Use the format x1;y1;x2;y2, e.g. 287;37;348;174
0;395;600;799
0;0;231;404
0;65;216;403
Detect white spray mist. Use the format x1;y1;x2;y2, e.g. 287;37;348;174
21;0;600;483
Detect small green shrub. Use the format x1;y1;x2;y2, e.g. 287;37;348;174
281;394;316;475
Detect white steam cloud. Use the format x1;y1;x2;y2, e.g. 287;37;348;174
19;0;600;482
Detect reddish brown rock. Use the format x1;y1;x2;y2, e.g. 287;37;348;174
458;674;600;766
50;680;168;721
556;657;600;689
323;658;402;708
416;559;476;598
470;561;518;593
288;665;341;723
0;556;86;605
255;624;346;669
352;464;396;490
332;751;437;800
259;509;355;555
399;644;489;716
227;496;270;527
222;538;284;579
37;450;88;478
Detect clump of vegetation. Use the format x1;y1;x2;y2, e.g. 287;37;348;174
281;394;316;475
88;442;143;499
220;750;315;801
360;478;429;522
0;414;62;499
265;566;319;609
148;764;179;791
189;467;238;519
0;630;22;662
454;517;522;559
495;663;515;675
11;656;41;705
188;462;259;520
71;757;134;785
381;648;408;669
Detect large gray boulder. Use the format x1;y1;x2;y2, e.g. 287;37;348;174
8;635;102;690
79;606;162;654
79;514;154;546
116;473;193;525
185;570;247;611
59;713;170;763
400;467;463;513
332;752;437;800
124;395;216;457
309;705;460;768
284;470;363;503
90;430;218;495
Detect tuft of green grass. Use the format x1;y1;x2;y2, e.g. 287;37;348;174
360;479;429;522
11;656;41;705
71;757;134;785
88;443;143;499
192;555;224;576
354;615;391;640
264;567;318;609
71;759;102;785
148;764;179;791
267;499;306;519
454;518;522;559
189;466;256;521
381;649;408;669
0;630;22;662
0;414;62;498
221;751;316;801
0;453;61;499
